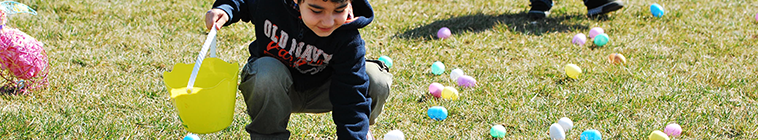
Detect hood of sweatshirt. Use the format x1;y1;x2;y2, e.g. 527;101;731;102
337;0;373;30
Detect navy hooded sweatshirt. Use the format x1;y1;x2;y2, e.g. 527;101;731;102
212;0;374;139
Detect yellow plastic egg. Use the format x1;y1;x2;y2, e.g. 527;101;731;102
441;86;459;100
649;130;670;140
565;64;582;79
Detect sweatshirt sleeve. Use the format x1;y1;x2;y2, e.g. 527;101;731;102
212;0;256;26
329;35;371;140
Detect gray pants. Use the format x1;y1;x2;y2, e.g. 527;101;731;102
239;57;392;140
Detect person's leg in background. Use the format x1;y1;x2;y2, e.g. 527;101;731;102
239;56;294;140
584;0;624;17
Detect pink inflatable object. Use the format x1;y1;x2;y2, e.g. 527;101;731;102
457;75;476;88
0;10;48;94
437;27;451;39
428;82;444;98
572;33;587;45
589;27;604;39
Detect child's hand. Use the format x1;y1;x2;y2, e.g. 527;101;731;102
344;3;356;24
205;9;229;30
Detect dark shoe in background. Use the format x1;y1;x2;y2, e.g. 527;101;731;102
586;0;625;17
528;1;551;19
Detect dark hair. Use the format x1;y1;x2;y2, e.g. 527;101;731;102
297;0;350;4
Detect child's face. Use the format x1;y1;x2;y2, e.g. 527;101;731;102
298;0;351;37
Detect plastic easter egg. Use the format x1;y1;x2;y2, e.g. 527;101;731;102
184;133;200;140
450;68;464;81
565;64;582;79
457;75;476;88
427;106;448;121
431;61;445;75
589;27;604;39
437;27;452;39
664;123;682;137
441;86;459;100
384;130;405;140
490;125;507;138
550;123;566;140
649;130;670;140
755;13;758;22
580;129;602;140
378;55;393;68
572;33;587;45
557;117;574;132
608;53;627;64
651;3;665;17
428;83;444;98
594;33;609;46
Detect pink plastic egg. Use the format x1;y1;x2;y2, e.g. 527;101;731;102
437;27;452;39
589;27;604;39
664;123;682;137
429;83;444;98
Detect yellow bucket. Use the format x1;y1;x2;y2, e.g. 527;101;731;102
163;58;238;134
162;25;238;134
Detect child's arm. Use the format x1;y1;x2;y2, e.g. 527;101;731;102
204;0;257;30
329;37;372;140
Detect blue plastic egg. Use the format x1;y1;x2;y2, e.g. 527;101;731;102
650;3;665;17
431;61;445;75
594;33;609;46
580;129;602;140
184;133;200;140
427;106;448;121
378;55;393;68
490;125;506;138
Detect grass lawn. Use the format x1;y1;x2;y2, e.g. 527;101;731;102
1;0;757;139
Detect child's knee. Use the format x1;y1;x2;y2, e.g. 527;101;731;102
366;61;392;100
239;57;292;99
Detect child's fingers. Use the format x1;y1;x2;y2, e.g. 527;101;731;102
215;18;226;30
204;10;216;30
204;9;228;30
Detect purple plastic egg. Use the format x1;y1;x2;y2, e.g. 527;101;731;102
457;75;476;88
437;27;452;39
572;33;587;45
429;83;444;98
589;27;604;39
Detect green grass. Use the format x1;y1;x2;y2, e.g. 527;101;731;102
1;0;757;139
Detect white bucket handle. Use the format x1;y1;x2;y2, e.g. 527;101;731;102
186;24;219;93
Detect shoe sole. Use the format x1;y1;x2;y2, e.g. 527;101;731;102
528;11;550;19
587;1;624;17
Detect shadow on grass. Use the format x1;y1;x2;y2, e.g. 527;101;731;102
0;85;21;95
554;77;575;85
395;12;601;40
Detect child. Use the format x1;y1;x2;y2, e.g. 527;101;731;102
204;0;391;139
